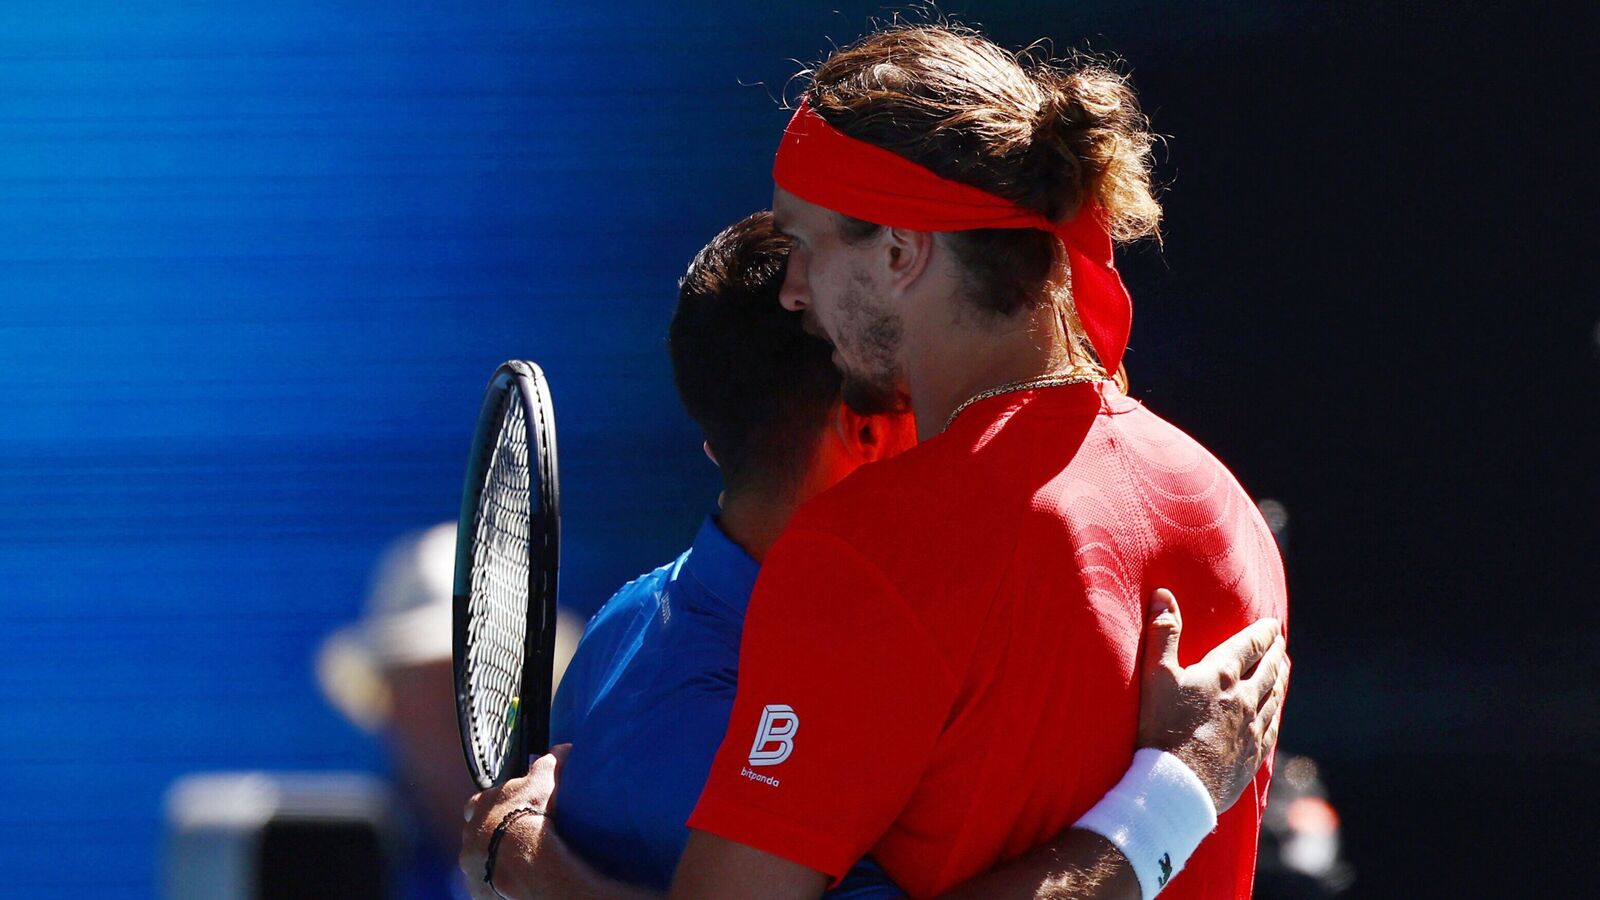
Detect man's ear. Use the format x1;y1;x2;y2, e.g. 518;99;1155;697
834;405;895;464
703;441;726;510
880;226;934;295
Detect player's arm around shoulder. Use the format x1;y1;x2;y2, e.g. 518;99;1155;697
935;589;1288;900
464;798;828;900
666;586;1288;900
670;831;831;900
667;843;904;900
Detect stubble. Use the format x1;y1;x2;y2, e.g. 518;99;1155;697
835;275;908;415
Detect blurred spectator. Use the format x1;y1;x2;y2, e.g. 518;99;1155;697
1254;754;1355;897
318;522;581;899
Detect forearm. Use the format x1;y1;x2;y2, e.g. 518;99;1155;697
936;829;1137;900
489;829;663;900
940;747;1218;900
667;830;830;900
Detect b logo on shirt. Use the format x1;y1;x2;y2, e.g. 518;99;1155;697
747;704;798;767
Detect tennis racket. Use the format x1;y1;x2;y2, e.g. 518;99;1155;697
453;360;561;790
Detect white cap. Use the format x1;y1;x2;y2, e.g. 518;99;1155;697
316;522;457;731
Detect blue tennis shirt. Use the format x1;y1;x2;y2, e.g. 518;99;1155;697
550;516;900;897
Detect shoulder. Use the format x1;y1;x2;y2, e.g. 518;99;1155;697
558;555;681;700
787;432;974;538
780;424;1034;592
1100;397;1257;503
583;555;678;635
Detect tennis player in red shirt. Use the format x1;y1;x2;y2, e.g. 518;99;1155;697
459;211;1286;900
674;24;1289;900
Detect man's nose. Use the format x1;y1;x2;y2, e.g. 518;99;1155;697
779;267;807;312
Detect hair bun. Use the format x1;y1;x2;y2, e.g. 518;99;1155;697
1026;62;1161;240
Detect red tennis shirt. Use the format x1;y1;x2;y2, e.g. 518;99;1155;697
687;380;1288;898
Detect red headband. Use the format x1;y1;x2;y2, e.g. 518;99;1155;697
773;98;1131;375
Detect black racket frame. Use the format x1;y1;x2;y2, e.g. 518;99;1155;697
452;360;561;790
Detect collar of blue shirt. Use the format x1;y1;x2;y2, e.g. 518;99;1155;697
677;516;760;618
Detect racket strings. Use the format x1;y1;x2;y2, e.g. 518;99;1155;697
464;391;534;775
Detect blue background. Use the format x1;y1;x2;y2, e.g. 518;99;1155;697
1;2;1591;896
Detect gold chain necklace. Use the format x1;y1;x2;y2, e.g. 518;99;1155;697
943;366;1108;432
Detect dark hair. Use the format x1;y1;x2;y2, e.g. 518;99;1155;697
669;211;841;495
806;24;1160;326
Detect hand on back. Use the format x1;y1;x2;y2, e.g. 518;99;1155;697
1137;589;1289;813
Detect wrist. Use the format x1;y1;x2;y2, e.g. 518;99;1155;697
484;806;544;900
498;819;619;900
1164;744;1227;811
1072;749;1217;900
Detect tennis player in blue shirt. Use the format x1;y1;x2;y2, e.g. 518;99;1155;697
463;212;1287;899
549;211;917;895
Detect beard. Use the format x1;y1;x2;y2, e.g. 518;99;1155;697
840;371;907;416
833;276;908;416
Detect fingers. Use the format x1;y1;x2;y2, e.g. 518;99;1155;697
1249;655;1289;776
1252;640;1290;707
1260;701;1283;765
527;748;567;790
1256;653;1288;726
1241;634;1288;702
1203;616;1280;681
463;786;496;827
459;791;494;891
1142;588;1184;678
528;748;568;816
547;743;572;814
529;751;558;782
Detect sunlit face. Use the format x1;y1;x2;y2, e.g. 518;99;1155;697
773;188;905;415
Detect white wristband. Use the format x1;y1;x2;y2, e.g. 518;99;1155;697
1072;749;1218;900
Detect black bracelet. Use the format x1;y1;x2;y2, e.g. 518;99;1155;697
484;806;545;897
